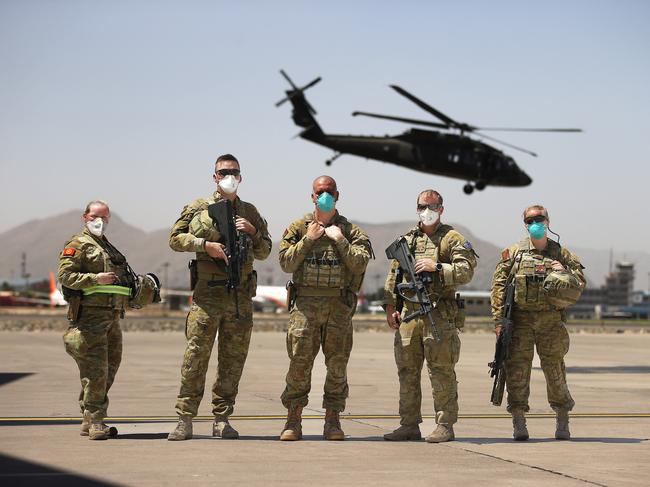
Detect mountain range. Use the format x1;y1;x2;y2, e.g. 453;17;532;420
1;210;648;293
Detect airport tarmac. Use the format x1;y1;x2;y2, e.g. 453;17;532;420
0;329;648;486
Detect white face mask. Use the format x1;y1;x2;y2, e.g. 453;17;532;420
418;208;440;226
218;175;239;194
86;217;105;237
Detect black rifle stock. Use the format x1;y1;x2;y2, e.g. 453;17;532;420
207;199;249;319
488;273;516;406
385;237;441;342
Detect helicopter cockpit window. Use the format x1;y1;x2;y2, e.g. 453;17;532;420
448;151;461;164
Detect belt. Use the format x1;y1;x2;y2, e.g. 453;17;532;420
296;287;346;297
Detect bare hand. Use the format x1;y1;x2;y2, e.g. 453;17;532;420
205;241;229;264
324;225;344;243
494;325;502;337
97;272;117;285
414;258;438;274
306;221;325;241
551;260;565;272
386;304;401;330
235;217;256;236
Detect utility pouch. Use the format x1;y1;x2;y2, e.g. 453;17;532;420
189;260;198;291
286;280;296;312
67;295;82;323
455;292;466;329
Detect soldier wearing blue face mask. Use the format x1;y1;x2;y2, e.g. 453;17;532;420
491;205;586;442
278;175;372;441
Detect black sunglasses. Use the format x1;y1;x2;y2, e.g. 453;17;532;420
417;203;441;211
216;169;240;177
524;215;547;225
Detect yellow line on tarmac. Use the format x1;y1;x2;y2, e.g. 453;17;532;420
1;412;649;423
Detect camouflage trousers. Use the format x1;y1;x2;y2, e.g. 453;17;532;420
63;307;123;421
175;281;253;418
505;310;575;413
281;294;355;412
394;313;460;426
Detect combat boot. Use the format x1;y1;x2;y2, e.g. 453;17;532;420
555;410;571;440
88;422;109;440
383;424;422;441
167;415;193;441
425;424;455;443
323;410;345;441
213;416;239;439
512;409;529;441
81;411;118;438
280;405;303;441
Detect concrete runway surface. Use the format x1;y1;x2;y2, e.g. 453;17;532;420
0;330;648;486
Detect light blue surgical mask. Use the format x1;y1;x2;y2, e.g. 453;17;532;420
527;222;546;240
316;192;335;212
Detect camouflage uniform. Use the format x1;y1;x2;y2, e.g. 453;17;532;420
383;224;477;427
491;237;586;413
58;228;131;421
279;212;371;412
170;191;271;418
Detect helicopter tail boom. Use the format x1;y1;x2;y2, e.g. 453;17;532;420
277;70;325;141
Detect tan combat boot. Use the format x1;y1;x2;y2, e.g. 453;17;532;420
383;424;422;441
280;405;303;441
512;409;529;441
88;421;109;440
323;410;345;441
167;415;193;441
425;424;455;443
213;416;239;439
81;411;118;438
555;410;571;440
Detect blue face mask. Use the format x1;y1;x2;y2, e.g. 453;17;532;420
316;192;335;212
527;222;546;240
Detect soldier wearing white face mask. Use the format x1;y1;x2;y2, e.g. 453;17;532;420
383;189;477;443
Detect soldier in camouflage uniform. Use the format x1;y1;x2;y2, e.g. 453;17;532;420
167;154;272;441
58;200;130;440
383;190;477;443
491;205;586;441
278;176;371;441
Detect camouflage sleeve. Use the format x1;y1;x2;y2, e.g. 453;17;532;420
490;247;515;324
278;221;315;273
561;248;587;290
439;231;477;286
251;216;272;260
57;240;98;290
169;199;208;253
382;259;400;307
334;225;371;275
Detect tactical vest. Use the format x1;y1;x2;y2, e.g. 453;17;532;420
402;225;453;300
293;215;364;294
511;238;564;311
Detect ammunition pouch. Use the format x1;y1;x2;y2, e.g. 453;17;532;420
302;253;343;288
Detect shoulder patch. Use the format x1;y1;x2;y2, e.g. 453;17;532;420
463;241;473;250
62;248;76;257
501;249;510;261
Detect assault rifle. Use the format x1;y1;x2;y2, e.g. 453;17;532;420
207;199;249;319
488;272;516;406
385;236;442;342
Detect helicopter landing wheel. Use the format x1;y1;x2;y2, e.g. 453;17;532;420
475;180;486;191
463;183;474;195
325;160;332;166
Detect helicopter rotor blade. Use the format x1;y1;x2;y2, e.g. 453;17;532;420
474;131;538;157
474;127;583;132
276;72;322;115
390;85;470;129
351;111;450;129
279;69;298;90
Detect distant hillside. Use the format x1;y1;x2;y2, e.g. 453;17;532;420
0;211;647;293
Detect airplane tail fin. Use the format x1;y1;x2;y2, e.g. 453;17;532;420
276;69;324;141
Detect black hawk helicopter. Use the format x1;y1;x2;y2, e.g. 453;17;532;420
276;70;581;194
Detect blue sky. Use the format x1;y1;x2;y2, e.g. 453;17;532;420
1;0;649;251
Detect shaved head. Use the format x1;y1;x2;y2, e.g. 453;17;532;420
312;175;337;193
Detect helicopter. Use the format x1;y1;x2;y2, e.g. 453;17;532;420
276;70;582;194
